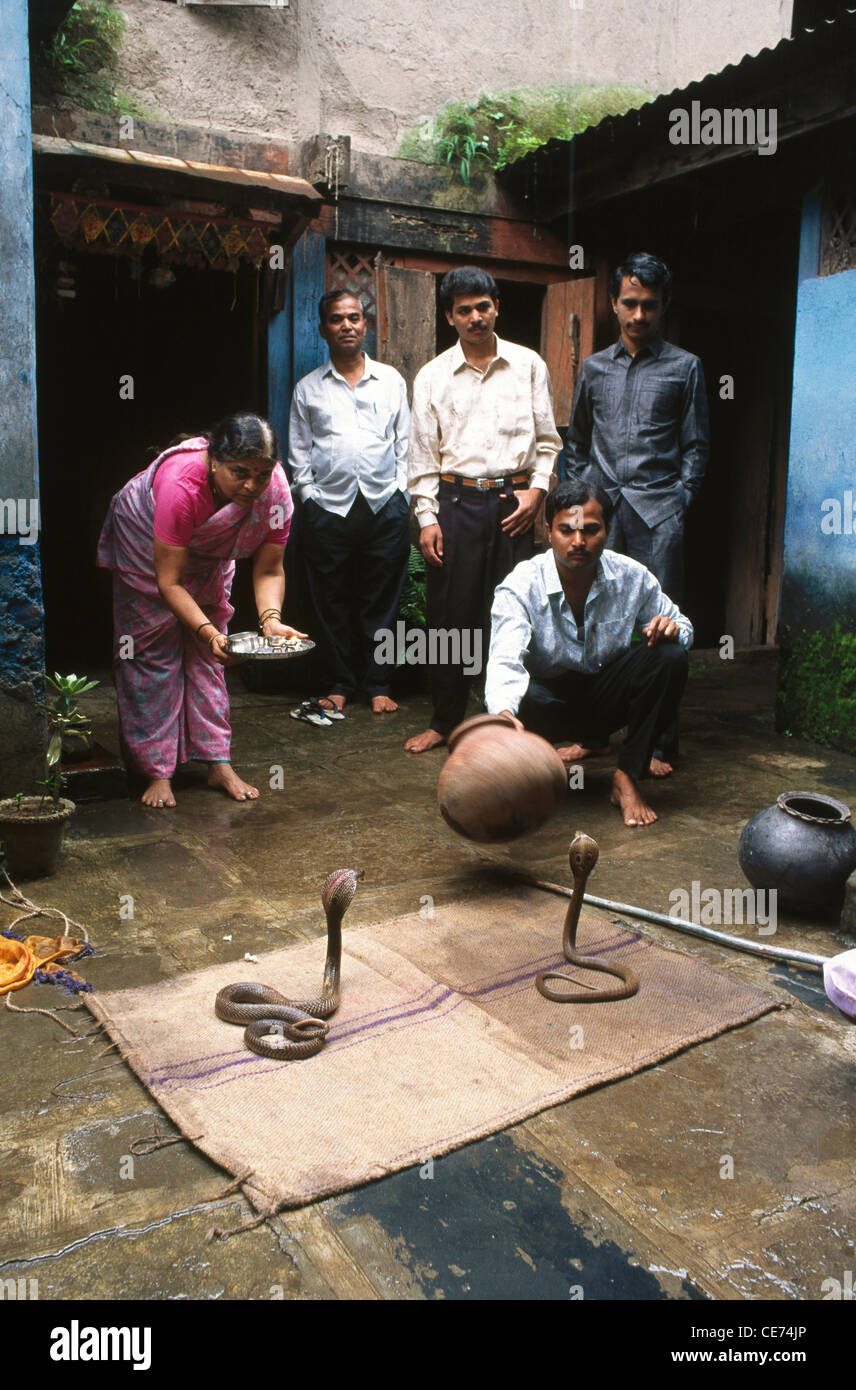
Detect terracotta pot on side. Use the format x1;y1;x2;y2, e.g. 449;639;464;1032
0;797;75;879
437;714;567;843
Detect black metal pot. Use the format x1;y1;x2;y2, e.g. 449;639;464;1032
738;791;856;918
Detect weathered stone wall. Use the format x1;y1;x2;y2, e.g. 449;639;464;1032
1;0;46;796
113;0;794;154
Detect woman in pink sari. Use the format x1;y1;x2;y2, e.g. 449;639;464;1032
98;413;302;806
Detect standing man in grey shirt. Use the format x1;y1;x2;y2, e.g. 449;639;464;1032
289;290;410;719
563;252;708;774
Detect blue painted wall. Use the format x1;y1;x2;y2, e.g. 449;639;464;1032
0;0;47;793
776;196;856;750
268;227;329;468
291;227;329;388
267;287;293;463
780;265;856;624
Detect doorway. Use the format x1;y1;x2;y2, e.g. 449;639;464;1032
36;249;265;667
435;276;545;354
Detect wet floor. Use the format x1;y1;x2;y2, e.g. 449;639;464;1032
1;650;854;1300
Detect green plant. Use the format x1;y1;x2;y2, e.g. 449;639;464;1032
398;84;654;184
47;1;120;73
776;622;856;754
434;103;492;186
34;1;150;118
397;545;427;630
35;674;99;806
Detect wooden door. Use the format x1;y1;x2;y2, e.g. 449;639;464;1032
540;277;596;426
375;261;436;398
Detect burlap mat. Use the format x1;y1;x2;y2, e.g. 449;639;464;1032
86;887;783;1211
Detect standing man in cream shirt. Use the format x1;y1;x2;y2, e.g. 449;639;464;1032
404;267;561;753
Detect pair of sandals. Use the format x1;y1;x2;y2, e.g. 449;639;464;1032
290;697;346;728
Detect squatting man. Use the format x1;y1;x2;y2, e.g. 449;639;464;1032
484;481;692;827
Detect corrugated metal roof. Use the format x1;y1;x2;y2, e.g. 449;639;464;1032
509;7;856;169
32;134;322;205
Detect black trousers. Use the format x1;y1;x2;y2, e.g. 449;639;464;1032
301;490;410;698
519;642;689;783
607;498;686;760
427;480;535;736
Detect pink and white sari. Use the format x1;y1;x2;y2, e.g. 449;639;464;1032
97;438;293;779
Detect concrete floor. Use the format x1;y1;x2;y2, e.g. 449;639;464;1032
1;650;854;1301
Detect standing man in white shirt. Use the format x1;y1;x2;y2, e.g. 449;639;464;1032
288;290;410;717
404;267;561;753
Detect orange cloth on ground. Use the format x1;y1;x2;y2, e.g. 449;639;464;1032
0;935;88;994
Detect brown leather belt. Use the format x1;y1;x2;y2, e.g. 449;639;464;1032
439;472;529;491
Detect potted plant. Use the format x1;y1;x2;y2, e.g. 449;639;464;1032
0;673;98;878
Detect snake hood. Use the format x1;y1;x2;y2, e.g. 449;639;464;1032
322;868;364;915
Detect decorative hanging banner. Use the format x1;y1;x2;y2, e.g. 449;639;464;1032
49;192;275;271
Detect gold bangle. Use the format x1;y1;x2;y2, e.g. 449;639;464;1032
208;632;221;649
196;620;215;639
258;608;281;623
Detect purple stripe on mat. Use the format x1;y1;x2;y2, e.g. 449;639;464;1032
144;930;646;1086
146;934;652;1092
148;984;458;1087
146;977;453;1082
153;990;468;1094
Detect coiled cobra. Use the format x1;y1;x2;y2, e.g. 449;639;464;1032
215;867;364;1059
535;833;639;1003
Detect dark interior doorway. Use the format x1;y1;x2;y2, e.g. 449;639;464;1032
36;248;265;668
435;276;545;354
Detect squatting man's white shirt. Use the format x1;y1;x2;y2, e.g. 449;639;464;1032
485;548;694;716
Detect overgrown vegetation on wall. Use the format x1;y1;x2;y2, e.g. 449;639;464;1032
32;1;149;118
776;623;856;755
398;85;653;183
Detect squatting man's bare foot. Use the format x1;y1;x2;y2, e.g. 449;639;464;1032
610;769;657;827
556;744;673;778
555;743;611;764
404;728;446;753
648;756;674;777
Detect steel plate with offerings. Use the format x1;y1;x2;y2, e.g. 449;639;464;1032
225;632;315;660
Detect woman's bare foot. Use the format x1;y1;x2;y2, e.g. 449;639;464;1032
556;743;611;764
142;777;176;808
649;756;674;777
610;769;658;827
404;728;446;753
207;763;259;801
320;694;346;713
371;695;398;713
